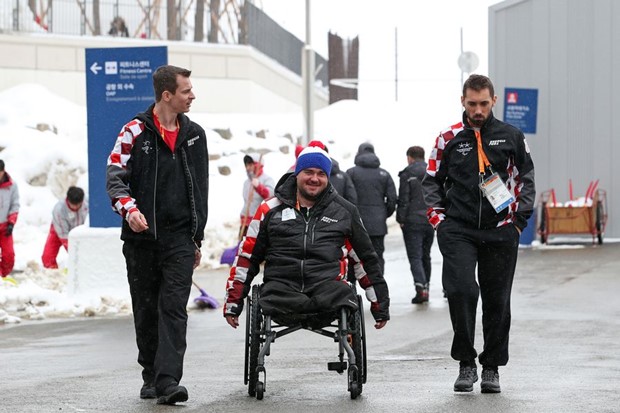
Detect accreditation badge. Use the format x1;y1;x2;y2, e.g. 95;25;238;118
479;172;515;213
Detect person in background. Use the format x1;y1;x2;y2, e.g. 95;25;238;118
396;146;434;304
108;16;129;37
106;65;209;405
240;153;275;236
321;143;357;205
41;186;88;269
0;159;19;280
422;74;535;394
346;143;397;274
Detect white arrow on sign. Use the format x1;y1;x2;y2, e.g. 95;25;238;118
90;62;102;75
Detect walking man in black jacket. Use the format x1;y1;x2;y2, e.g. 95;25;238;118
347;143;397;274
422;74;535;394
106;65;209;405
397;146;434;304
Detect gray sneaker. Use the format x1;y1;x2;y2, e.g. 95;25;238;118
481;367;501;393
454;363;478;392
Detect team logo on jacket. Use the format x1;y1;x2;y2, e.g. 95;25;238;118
489;139;506;146
320;216;338;224
187;135;200;146
142;140;153;154
456;142;473;156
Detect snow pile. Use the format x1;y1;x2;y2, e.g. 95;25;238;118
0;84;423;324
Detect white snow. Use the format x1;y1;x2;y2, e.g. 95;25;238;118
1;83;614;325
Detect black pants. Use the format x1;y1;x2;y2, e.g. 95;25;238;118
259;279;358;318
123;241;195;393
369;235;386;274
437;219;520;367
401;223;434;287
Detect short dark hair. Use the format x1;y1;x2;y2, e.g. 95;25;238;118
67;186;85;204
406;146;425;160
153;65;192;102
0;159;4;172
462;74;495;98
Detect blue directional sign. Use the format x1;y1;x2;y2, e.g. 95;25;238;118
503;88;538;134
85;46;167;227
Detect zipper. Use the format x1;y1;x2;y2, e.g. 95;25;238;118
301;217;309;292
478;173;484;229
152;135;158;239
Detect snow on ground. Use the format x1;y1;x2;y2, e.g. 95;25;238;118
0;84;430;324
0;84;613;325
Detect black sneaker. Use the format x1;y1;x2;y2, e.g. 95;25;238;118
481;366;501;393
156;384;189;405
454;362;478;392
140;382;156;399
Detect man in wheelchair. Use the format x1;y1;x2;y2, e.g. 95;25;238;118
224;144;390;330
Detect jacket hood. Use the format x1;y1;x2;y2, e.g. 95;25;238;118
357;142;375;154
354;151;381;168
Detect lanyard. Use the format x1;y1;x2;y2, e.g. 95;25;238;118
474;130;492;174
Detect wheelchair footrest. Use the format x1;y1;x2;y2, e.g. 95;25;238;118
327;361;348;373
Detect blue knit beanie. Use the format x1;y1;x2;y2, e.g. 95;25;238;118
294;146;332;176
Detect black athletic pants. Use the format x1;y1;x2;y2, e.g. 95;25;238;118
401;222;434;287
437;219;520;367
123;240;195;393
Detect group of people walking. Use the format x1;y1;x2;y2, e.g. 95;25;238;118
105;65;535;405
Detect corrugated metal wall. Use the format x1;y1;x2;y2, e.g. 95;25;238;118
489;0;620;237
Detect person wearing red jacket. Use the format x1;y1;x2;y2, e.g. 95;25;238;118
0;160;20;279
41;186;88;269
239;154;274;234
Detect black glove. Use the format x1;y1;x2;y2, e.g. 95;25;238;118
5;223;13;236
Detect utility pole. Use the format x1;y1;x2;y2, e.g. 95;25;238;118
395;27;398;102
302;0;314;145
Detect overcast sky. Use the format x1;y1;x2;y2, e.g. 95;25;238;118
257;0;501;105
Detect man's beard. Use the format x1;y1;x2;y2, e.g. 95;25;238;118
298;185;324;201
467;114;487;128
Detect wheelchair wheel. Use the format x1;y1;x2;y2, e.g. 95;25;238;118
357;295;367;384
349;309;364;399
248;285;262;397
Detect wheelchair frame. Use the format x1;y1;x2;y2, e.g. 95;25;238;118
243;284;368;400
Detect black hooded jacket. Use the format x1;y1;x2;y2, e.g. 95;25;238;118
224;174;390;322
346;143;397;236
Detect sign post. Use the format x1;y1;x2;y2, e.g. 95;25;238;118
503;87;538;134
85;46;167;227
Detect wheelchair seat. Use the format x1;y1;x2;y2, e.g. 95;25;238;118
244;283;367;400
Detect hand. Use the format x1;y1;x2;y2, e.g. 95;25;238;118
127;210;149;233
374;320;388;329
193;248;202;269
225;315;239;329
5;223;13;236
251;178;259;188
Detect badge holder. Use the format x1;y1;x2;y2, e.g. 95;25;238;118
479;172;515;213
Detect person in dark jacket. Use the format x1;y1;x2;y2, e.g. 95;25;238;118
346;143;397;274
224;144;389;330
396;146;434;304
106;65;209;406
422;74;535;394
328;156;357;204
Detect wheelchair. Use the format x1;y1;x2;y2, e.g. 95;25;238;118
243;284;368;400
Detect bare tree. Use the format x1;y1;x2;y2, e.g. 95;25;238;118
208;0;221;43
167;0;178;40
194;0;205;41
93;0;101;35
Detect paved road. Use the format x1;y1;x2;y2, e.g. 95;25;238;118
1;233;619;413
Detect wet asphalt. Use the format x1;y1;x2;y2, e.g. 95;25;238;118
1;232;619;413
